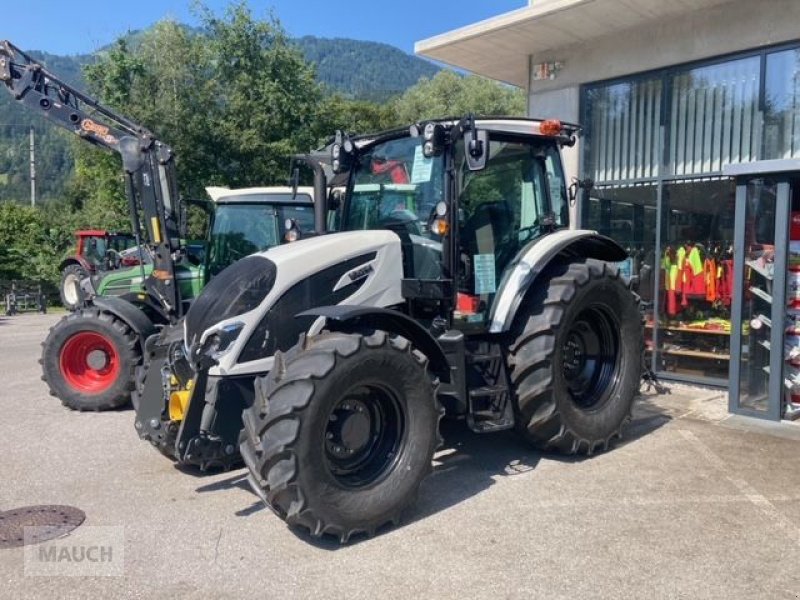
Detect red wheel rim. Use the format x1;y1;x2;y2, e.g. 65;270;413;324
59;331;121;394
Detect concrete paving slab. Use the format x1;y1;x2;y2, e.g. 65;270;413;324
0;314;799;599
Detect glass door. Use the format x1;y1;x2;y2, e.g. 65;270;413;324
729;177;790;420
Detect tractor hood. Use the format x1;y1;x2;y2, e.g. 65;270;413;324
184;230;405;376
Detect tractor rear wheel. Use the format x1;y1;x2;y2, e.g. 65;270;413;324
507;258;642;454
40;309;140;411
60;264;88;310
240;331;441;543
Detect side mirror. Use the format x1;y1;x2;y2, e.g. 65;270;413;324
466;129;489;171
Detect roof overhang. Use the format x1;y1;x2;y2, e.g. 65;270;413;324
415;0;736;87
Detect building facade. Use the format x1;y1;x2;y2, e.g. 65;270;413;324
416;0;800;420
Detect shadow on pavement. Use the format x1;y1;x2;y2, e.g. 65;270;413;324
203;398;673;550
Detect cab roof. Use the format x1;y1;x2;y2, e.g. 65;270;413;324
205;186;315;204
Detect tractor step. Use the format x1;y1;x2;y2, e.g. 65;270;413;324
466;385;514;433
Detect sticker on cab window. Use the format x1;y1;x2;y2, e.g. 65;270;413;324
411;145;433;183
473;254;496;295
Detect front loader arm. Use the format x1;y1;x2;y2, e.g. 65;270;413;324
0;40;182;318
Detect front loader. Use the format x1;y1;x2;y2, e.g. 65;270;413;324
134;115;643;542
0;40;326;411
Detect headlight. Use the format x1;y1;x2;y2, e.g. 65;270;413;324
190;321;246;370
207;321;246;358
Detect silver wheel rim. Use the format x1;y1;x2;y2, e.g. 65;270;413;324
63;274;80;306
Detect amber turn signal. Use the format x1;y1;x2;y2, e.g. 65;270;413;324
539;119;563;136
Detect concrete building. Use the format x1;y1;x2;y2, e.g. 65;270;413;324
416;0;800;420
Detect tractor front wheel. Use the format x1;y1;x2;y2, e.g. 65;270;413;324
507;258;642;455
40;309;140;411
60;264;88;310
240;331;441;543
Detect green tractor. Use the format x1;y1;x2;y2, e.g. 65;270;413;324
58;230;140;310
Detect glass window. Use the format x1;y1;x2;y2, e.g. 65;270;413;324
764;48;800;160
669;57;762;176
583;77;663;184
343;136;444;236
458;138;563;296
736;179;778;413
582;183;657;298
654;179;736;382
344;136;445;280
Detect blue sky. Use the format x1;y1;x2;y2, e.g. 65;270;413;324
3;0;524;56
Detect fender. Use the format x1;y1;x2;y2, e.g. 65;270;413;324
58;255;94;273
91;295;158;346
488;229;627;333
299;305;451;383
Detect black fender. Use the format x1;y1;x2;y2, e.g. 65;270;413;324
488;229;628;333
298;305;451;383
59;255;94;273
91;295;158;346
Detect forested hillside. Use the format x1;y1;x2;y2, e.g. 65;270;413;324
296;36;440;101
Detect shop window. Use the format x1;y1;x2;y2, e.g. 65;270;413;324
655;179;736;381
582;184;657;361
764;48;800;160
669;56;762;176
584;78;662;184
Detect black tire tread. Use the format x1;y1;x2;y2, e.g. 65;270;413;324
241;331;442;543
39;309;141;411
508;258;640;455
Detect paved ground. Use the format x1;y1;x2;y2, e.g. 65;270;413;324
1;313;800;599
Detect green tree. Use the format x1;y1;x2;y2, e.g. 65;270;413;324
393;70;526;124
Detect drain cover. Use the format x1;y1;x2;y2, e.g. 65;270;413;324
0;505;85;549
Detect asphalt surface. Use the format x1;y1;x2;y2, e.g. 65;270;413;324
1;313;800;599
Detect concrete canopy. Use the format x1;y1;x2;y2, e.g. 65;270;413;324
414;0;736;87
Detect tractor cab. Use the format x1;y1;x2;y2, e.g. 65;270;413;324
335;117;575;330
204;186;317;276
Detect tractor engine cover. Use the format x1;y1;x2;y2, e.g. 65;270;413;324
185;230;405;378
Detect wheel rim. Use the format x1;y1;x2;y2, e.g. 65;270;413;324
63;274;80;306
323;383;405;489
59;331;121;394
561;305;620;410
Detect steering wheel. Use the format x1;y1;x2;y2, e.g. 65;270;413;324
379;209;422;237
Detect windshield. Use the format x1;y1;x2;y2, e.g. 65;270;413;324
343;136;444;237
208;202;315;275
342;136;445;279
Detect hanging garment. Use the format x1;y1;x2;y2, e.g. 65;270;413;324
705;257;718;302
686;245;706;297
719;259;734;306
663;247;680;316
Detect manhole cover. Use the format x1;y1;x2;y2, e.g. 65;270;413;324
0;505;85;549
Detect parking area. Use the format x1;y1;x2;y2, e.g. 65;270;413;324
1;313;800;599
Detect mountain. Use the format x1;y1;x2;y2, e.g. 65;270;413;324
0;34;441;204
295;36;440;101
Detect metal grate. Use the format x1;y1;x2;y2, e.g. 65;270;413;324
0;505;85;549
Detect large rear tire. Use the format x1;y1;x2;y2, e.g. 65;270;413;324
240;331;441;543
59;264;88;311
507;258;642;454
40;309;140;411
